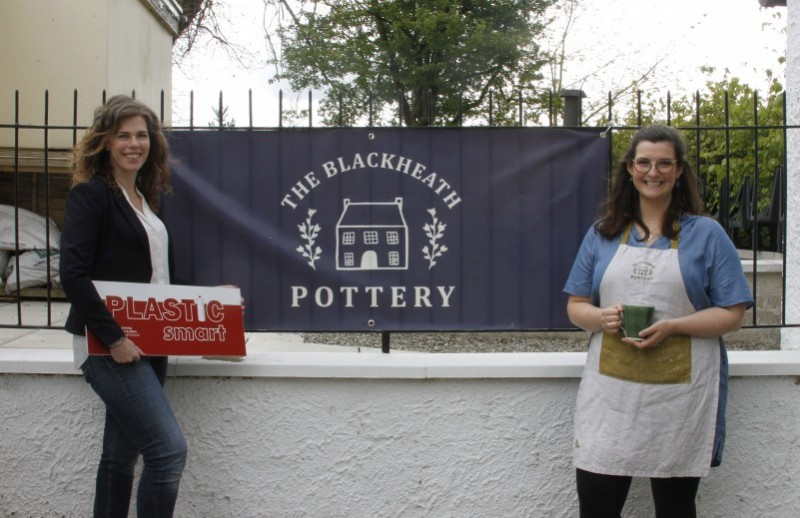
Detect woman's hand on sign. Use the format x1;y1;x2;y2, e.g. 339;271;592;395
110;338;143;363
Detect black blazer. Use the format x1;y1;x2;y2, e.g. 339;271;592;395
60;176;174;347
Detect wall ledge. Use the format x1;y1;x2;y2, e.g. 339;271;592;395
740;258;783;273
2;348;799;379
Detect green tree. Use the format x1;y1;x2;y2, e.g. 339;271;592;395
172;1;670;127
603;72;784;212
273;0;557;126
599;71;785;248
208;105;237;127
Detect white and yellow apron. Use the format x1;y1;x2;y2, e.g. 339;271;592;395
573;227;720;478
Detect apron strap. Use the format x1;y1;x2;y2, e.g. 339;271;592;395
621;225;632;244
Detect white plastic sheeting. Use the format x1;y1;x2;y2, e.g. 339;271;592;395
0;204;60;292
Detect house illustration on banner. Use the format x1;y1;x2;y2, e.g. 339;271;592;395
336;198;409;270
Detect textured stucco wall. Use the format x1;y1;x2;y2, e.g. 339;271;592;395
1;370;798;517
784;0;800;348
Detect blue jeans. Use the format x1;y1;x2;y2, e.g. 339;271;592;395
81;356;187;518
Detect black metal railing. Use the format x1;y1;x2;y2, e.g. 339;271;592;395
0;88;792;333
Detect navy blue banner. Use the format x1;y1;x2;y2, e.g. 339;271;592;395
164;128;608;331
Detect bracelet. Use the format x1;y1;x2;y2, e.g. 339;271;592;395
108;337;126;349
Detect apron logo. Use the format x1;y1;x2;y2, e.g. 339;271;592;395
630;260;655;282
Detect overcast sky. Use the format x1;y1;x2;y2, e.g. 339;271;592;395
171;0;787;127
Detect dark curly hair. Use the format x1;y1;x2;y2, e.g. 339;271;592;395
596;125;704;241
71;95;171;212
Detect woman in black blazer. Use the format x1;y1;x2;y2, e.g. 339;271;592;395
60;95;186;517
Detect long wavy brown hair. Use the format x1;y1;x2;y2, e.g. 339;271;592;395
596;125;704;241
71;95;171;212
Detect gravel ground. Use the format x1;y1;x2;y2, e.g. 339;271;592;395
306;328;781;353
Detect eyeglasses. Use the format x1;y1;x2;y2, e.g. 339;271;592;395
631;158;679;174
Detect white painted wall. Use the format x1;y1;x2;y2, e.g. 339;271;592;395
0;0;175;148
783;0;800;349
1;351;798;517
108;0;175;115
0;0;107;136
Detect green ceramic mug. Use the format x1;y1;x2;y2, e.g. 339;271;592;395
621;304;655;340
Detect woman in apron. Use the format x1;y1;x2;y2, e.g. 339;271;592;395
564;125;753;517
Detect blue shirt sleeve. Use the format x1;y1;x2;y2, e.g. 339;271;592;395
563;226;597;298
677;216;754;311
563;225;619;305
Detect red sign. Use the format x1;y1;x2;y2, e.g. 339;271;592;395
87;281;246;356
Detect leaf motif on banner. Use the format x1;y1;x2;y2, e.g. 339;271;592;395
296;209;322;270
422;208;448;270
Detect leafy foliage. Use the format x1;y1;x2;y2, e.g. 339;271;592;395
273;0;557;126
599;72;785;222
208;105;237;127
